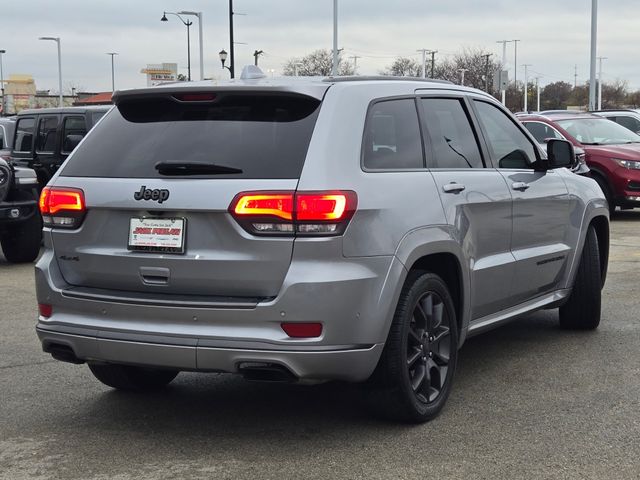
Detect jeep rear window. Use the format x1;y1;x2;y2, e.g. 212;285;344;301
60;93;321;179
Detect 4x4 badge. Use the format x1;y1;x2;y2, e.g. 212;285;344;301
134;186;170;204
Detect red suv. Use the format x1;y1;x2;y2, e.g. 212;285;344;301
519;112;640;213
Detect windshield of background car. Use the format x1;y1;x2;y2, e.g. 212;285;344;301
60;93;321;179
555;118;640;145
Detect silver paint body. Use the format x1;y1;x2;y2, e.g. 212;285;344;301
35;78;609;381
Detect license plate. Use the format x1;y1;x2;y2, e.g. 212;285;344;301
128;217;186;254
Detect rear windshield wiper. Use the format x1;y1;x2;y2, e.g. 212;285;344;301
155;161;243;175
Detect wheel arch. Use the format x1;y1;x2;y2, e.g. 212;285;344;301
393;229;470;347
589;214;609;287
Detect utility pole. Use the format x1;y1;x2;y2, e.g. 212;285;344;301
332;0;338;76
597;56;607;109
522;64;531;112
428;50;437;77
459;68;467;86
417;48;429;78
253;50;263;66
574;64;578;88
481;53;492;93
535;77;541;112
589;0;598;110
496;40;512;105
512;39;520;89
349;55;361;74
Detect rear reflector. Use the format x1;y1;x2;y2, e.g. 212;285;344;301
39;187;86;229
229;190;357;236
281;322;323;338
38;303;52;318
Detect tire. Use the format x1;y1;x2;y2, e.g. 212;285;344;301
559;226;601;330
88;363;179;391
593;175;615;216
0;214;42;263
366;271;459;423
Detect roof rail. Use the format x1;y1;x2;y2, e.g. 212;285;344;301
323;75;452;85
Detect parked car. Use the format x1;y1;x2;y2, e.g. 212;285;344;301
591;109;640;135
0;158;41;262
0;116;16;161
519;112;640;213
10;106;110;187
516;114;589;175
35;72;609;423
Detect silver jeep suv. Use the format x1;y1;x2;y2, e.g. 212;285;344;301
35;71;609;422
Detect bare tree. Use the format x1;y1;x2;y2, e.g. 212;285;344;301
433;48;499;92
380;57;422;77
283;49;354;76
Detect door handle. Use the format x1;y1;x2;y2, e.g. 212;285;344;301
140;267;170;286
442;182;466;193
512;182;530;191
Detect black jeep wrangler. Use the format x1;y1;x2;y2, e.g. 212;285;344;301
11;106;110;186
0;159;41;263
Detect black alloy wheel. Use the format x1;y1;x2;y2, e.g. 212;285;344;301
406;291;451;404
367;272;458;423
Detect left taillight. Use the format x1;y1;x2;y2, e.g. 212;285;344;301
229;190;357;236
39;187;86;229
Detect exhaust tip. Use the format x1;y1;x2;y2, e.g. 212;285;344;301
238;362;297;383
43;342;85;365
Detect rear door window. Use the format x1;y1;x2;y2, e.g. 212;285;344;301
61;94;321;179
420;98;483;168
61;116;87;153
36;116;60;153
13;117;35;153
362;98;424;170
523;121;564;143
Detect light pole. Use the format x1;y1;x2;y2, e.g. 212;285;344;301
106;52;117;92
589;0;598;110
459;68;467;86
0;49;5;116
522;64;531;112
496;40;513;105
220;0;236;79
597;56;607;110
417;48;428;78
161;12;193;81
177;11;204;80
38;37;63;107
332;0;338;76
536;77;541;112
512;39;520;89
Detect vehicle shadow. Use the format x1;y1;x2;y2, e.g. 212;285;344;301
73;310;580;436
611;210;640;221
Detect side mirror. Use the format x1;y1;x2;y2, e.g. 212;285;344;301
547;139;575;169
63;134;84;153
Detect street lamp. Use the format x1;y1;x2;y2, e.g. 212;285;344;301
177;11;204;80
106;52;118;92
161;12;193;81
38;37;63;107
0;49;5;116
219;50;232;77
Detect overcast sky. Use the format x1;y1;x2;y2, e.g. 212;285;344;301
1;0;638;93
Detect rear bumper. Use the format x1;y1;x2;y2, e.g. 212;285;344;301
36;326;384;382
35;245;405;382
0;199;38;223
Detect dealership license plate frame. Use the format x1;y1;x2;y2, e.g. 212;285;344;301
127;217;186;254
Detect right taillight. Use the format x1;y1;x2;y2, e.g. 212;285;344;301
39;186;87;229
229;190;357;236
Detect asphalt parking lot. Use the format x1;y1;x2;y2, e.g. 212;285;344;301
1;212;639;480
